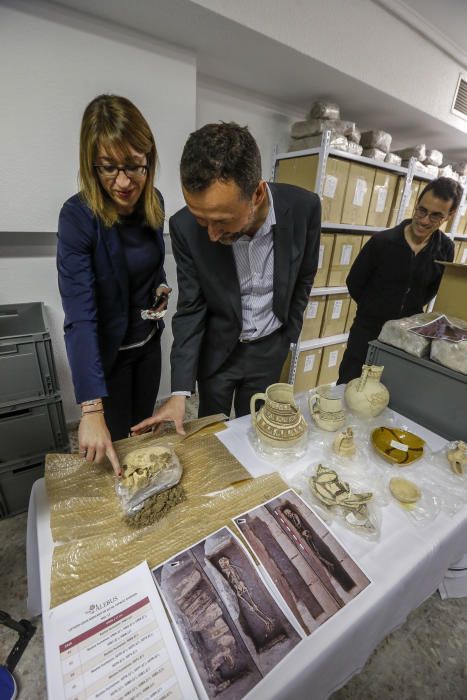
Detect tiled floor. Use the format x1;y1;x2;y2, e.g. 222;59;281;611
1;396;466;699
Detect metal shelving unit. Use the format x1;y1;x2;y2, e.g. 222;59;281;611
310;286;347;297
274;131;467;386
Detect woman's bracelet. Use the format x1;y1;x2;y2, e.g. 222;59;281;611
81;399;103;407
81;408;104;416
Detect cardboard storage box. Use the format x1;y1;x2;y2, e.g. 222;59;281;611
341;163;375;225
455;241;467;265
366;262;467;441
345;298;357;333
454;241;461;264
327;234;362;286
360;234;372;250
301;296;326;341
317;343;347;385
294;347;323;394
320;294;351;338
366;170;398;228
276;156;350;223
314;233;335;287
275;154;319;192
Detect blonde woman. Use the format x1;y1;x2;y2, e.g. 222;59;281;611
57;95;169;475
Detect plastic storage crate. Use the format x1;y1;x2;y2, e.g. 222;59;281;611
0;396;69;464
0;453;45;518
0;302;59;407
367;340;467;441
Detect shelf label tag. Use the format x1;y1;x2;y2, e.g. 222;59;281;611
328;350;339;367
324;174;338;198
318;244;324;269
375;186;388;213
353;177;368;206
306;301;319;319
304;354;315;372
331;299;343;319
340;244;353;266
390;439;409;452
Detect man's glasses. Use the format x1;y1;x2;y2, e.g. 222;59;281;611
94;164;148;179
413;206;446;224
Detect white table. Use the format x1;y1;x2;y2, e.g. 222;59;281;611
27;412;467;700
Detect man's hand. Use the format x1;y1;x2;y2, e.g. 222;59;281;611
131;395;186;436
154;285;172;311
78;412;122;477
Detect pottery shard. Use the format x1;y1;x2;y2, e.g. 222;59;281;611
389;477;421;504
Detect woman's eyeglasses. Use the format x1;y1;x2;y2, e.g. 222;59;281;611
94;164;148;179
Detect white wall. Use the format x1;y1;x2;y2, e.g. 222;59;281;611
0;3;196;232
192;0;467;135
197;76;301;179
0;3;197;423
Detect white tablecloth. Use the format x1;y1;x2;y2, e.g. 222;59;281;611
27;412;467;700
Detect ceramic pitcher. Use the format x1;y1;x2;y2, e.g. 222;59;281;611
308;385;346;432
250;383;307;449
344;364;390;417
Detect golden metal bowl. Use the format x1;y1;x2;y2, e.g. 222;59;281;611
371;426;425;466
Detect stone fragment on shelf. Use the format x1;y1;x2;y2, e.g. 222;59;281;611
395;144;427;161
424;149;443;167
361;130;392;153
385;153;402;166
308;100;340;120
362;147;387;162
288;134;348;153
290;119;355;139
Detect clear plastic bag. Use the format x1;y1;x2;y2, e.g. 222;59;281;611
385;153;402;166
362;148;387;161
289;460;383;540
308;100;341;120
360;130;392;153
378;312;442;357
385;473;440;524
115;446;183;516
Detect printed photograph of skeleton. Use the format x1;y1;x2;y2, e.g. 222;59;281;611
153;527;301;700
234;490;371;635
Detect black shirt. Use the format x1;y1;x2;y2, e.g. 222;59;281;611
117;211;163;346
347;220;455;325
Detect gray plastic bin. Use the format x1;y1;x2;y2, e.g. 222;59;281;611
367;340;467;441
0;453;45;518
0;302;59;407
0;396;69;464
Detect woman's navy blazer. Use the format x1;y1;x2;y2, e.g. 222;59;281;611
57;191;166;403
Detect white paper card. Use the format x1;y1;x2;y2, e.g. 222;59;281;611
353;178;368;206
390;439;409;452
45;562;196;700
318;244;324;269
306;301;318;319
375;186;388;213
328;350;339;367
304;354;315;372
462;249;467;264
324;174;338;198
340;244;353;266
331;300;343;320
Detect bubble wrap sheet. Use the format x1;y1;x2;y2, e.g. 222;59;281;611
46;416;287;607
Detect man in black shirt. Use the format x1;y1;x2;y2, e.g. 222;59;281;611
337;177;462;384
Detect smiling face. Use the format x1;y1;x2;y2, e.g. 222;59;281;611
95;144;148;215
409;190;453;244
182;179;268;245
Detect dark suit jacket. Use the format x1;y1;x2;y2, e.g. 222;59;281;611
169;182;321;392
57;191;166;403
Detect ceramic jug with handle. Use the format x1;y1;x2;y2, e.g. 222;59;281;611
308;385;346;432
250;383;307;449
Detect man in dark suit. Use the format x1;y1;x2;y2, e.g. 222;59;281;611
132;122;321;435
